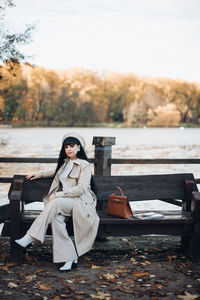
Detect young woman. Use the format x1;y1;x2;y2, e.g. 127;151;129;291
15;132;99;271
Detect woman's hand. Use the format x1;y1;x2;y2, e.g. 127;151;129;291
26;174;37;180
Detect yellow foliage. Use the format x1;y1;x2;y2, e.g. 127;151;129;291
147;103;181;127
0;60;200;126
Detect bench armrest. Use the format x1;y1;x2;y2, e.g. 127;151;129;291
10;190;23;202
191;191;200;222
9;176;25;207
10;190;23;221
184;179;198;212
9;177;25;229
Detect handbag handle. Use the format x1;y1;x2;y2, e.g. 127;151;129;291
113;186;124;196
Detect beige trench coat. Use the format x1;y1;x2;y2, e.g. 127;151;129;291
35;158;100;257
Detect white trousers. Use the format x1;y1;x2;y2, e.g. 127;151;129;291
27;198;78;263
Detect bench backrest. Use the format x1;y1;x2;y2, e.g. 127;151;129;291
92;173;197;202
9;173;197;206
8;175;53;204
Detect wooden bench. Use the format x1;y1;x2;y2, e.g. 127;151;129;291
2;173;200;261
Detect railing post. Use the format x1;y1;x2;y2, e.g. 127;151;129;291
92;136;116;175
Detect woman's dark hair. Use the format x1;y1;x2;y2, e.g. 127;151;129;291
55;136;88;174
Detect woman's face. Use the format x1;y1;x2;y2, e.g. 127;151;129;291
64;143;80;160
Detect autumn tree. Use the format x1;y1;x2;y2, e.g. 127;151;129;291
0;62;199;127
0;0;35;66
147;103;181;127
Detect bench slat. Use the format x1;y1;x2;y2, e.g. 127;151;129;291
93;173;196;201
20;210;194;225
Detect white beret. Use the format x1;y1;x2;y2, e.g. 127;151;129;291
62;132;86;149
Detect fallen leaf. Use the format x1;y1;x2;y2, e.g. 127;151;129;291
38;283;52;291
122;238;129;242
7;282;18;289
35;269;44;273
130;258;136;262
54;296;60;300
115;269;128;274
6;262;18;267
132;272;149;277
168;256;172;262
90;291;111;299
25;275;37;282
65;279;74;283
177;291;200;300
103;273;116;281
155;283;164;289
144;284;151;287
130;251;137;255
91;264;100;269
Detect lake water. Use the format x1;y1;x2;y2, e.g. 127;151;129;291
0;127;199;210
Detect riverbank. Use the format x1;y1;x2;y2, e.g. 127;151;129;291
0;235;199;299
1;122;200;128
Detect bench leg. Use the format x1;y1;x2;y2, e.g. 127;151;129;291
10;238;24;262
188;224;200;260
189;192;200;260
181;236;190;251
10;198;24;261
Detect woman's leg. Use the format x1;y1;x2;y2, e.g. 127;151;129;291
27;198;63;243
51;214;78;263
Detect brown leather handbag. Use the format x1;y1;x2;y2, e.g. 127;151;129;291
107;186;133;219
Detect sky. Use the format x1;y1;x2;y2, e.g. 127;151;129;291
4;0;200;82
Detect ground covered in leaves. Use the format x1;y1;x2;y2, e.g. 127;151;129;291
0;236;200;299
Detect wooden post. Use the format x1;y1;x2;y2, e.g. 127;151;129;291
183;180;196;211
181;179;197;251
189;191;200;259
93;136;116;176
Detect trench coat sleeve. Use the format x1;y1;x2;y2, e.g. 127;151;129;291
32;169;55;179
55;163;92;198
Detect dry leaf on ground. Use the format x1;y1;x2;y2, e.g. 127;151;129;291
7;282;18;289
115;268;129;274
103;273;116;281
177;291;200;300
91;264;100;269
25;275;37;282
155;283;164;289
35;269;44;273
132;272;149;277
90;291;111;299
37;283;52;291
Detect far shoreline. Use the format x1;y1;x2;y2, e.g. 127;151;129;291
0;122;200;129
